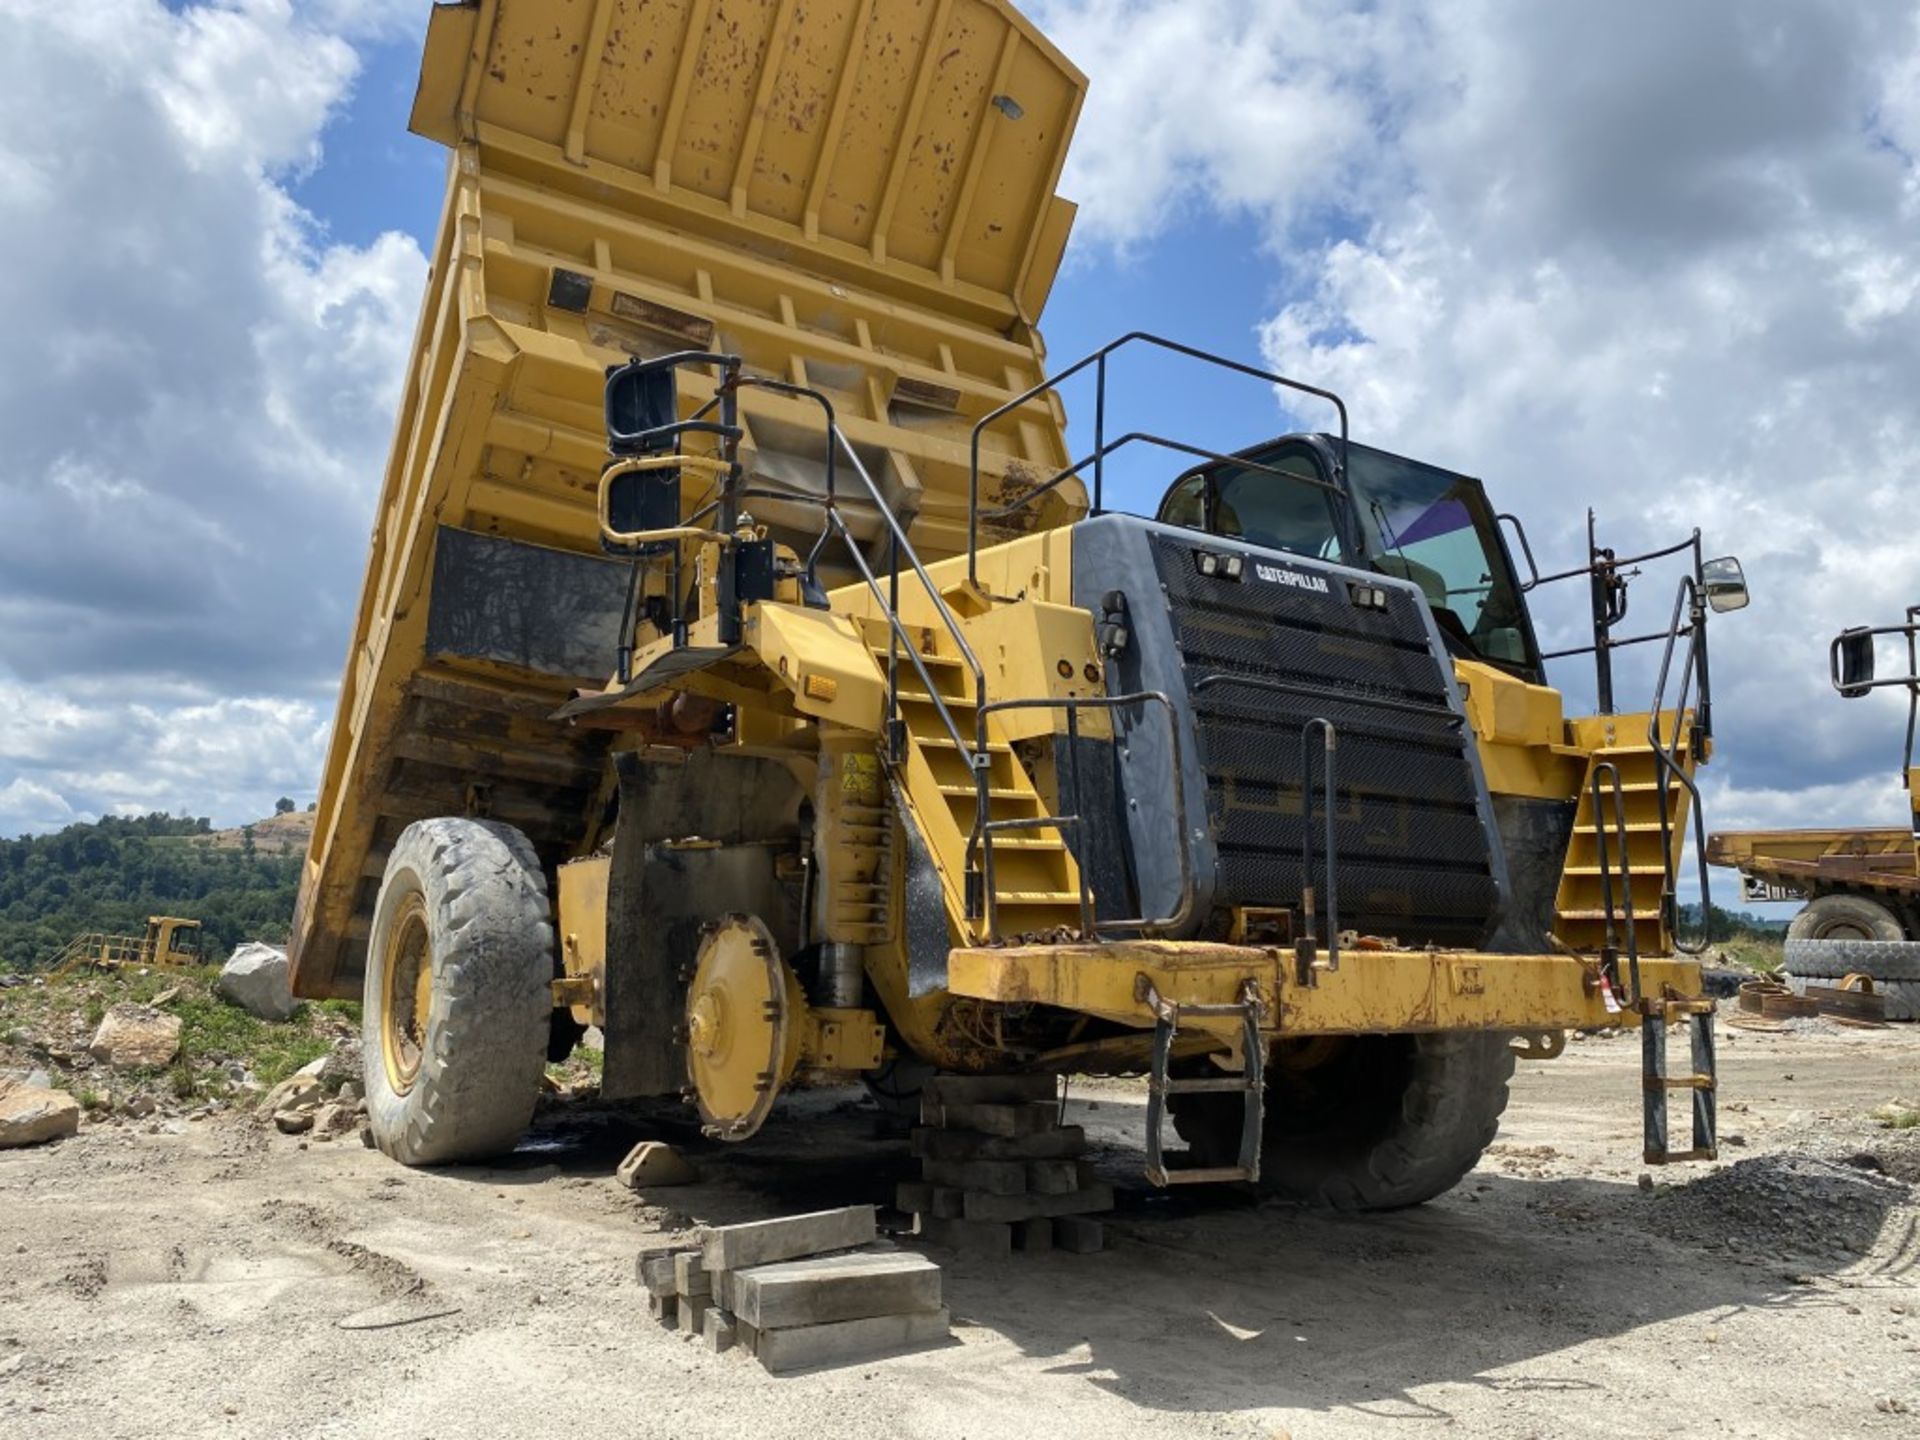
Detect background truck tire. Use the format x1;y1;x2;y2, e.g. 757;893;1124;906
1786;894;1907;943
1173;1032;1516;1210
362;818;555;1166
1783;935;1920;983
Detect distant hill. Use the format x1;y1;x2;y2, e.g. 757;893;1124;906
0;812;303;972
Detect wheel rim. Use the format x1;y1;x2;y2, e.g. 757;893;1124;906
1818;920;1872;941
381;891;432;1095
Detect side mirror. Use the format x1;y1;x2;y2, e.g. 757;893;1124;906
1701;556;1749;614
1835;627;1876;698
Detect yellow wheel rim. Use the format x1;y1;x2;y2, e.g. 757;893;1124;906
381;891;432;1095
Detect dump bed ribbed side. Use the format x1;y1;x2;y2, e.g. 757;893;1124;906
291;0;1088;997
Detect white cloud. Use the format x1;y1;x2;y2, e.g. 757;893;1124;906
0;0;427;836
1043;0;1920;844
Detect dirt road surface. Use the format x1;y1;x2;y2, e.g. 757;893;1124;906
4;1023;1917;1439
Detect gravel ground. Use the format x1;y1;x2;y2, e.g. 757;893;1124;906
2;1023;1917;1440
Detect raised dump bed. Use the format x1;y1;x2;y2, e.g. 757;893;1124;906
292;0;1090;998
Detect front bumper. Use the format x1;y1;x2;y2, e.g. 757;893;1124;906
947;940;1702;1042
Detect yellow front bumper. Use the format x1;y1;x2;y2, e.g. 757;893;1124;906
947;940;1701;1040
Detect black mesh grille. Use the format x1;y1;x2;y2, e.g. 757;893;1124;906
1152;536;1499;947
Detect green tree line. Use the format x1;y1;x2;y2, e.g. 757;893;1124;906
0;812;299;971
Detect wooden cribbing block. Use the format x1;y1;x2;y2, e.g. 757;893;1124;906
733;1251;943;1330
703;1307;737;1353
916;1215;1012;1256
755;1307;951;1374
677;1294;710;1334
637;1246;699;1296
647;1291;678;1326
922;1158;1026;1196
1053;1216;1105;1254
896;1180;935;1214
922;1074;1057;1108
674;1251;711;1297
932;1102;1057;1137
702;1205;876;1272
1026;1159;1079;1195
1014;1217;1053;1253
962;1182;1114;1224
911;1125;1087;1162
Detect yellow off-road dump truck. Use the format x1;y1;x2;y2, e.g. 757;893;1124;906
294;0;1749;1202
1708;609;1920;1018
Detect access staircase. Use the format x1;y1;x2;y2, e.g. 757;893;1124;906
862;621;1086;943
1553;716;1696;959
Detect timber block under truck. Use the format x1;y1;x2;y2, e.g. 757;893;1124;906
1708;609;1920;1020
293;0;1752;1199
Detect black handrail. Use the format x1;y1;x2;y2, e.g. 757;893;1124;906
1588;760;1642;1005
965;332;1350;590
1646;574;1717;955
1829;607;1920;786
974;693;1194;941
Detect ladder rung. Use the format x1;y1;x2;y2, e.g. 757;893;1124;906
1149;1165;1255;1186
919;737;1011;755
993;890;1083;906
984;837;1068;852
1647;1148;1717;1164
894;688;975;709
1556;909;1664;922
1154;1076;1256;1095
871;647;966;669
1645;1075;1715;1091
937;783;1038;804
1562;865;1671;877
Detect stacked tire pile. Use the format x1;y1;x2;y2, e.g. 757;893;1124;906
1782;895;1920;1021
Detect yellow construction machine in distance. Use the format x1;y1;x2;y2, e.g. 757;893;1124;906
48;916;204;976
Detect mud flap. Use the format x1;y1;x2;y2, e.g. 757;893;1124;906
600;750;805;1100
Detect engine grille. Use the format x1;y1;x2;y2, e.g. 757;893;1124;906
1150;534;1500;947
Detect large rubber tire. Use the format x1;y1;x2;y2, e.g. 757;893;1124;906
1787;894;1907;943
1173;1032;1515;1211
1784;972;1920;1021
1783;935;1920;983
362;818;555;1166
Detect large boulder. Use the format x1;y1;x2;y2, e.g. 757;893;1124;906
216;942;299;1022
88;1004;183;1068
0;1080;81;1148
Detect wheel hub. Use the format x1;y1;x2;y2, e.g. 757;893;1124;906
682;914;802;1141
381;892;432;1094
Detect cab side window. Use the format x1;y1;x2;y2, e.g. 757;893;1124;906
1159;474;1206;530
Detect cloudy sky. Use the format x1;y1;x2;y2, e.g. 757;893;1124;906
2;0;1917;909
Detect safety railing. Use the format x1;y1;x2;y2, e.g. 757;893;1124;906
974;693;1194;942
1645;573;1720;955
1831;605;1920;789
965;332;1351;592
1588;761;1642;1004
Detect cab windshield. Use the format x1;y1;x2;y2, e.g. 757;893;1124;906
1344;446;1537;679
1157;437;1542;682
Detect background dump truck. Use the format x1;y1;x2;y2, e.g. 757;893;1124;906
293;0;1750;1201
1708;607;1920;1018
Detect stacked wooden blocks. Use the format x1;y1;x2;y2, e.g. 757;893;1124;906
899;1074;1111;1256
638;1205;949;1374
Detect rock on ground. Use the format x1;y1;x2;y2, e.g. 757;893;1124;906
616;1140;698;1189
0;1079;81;1148
216;943;299;1022
88;1005;182;1068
